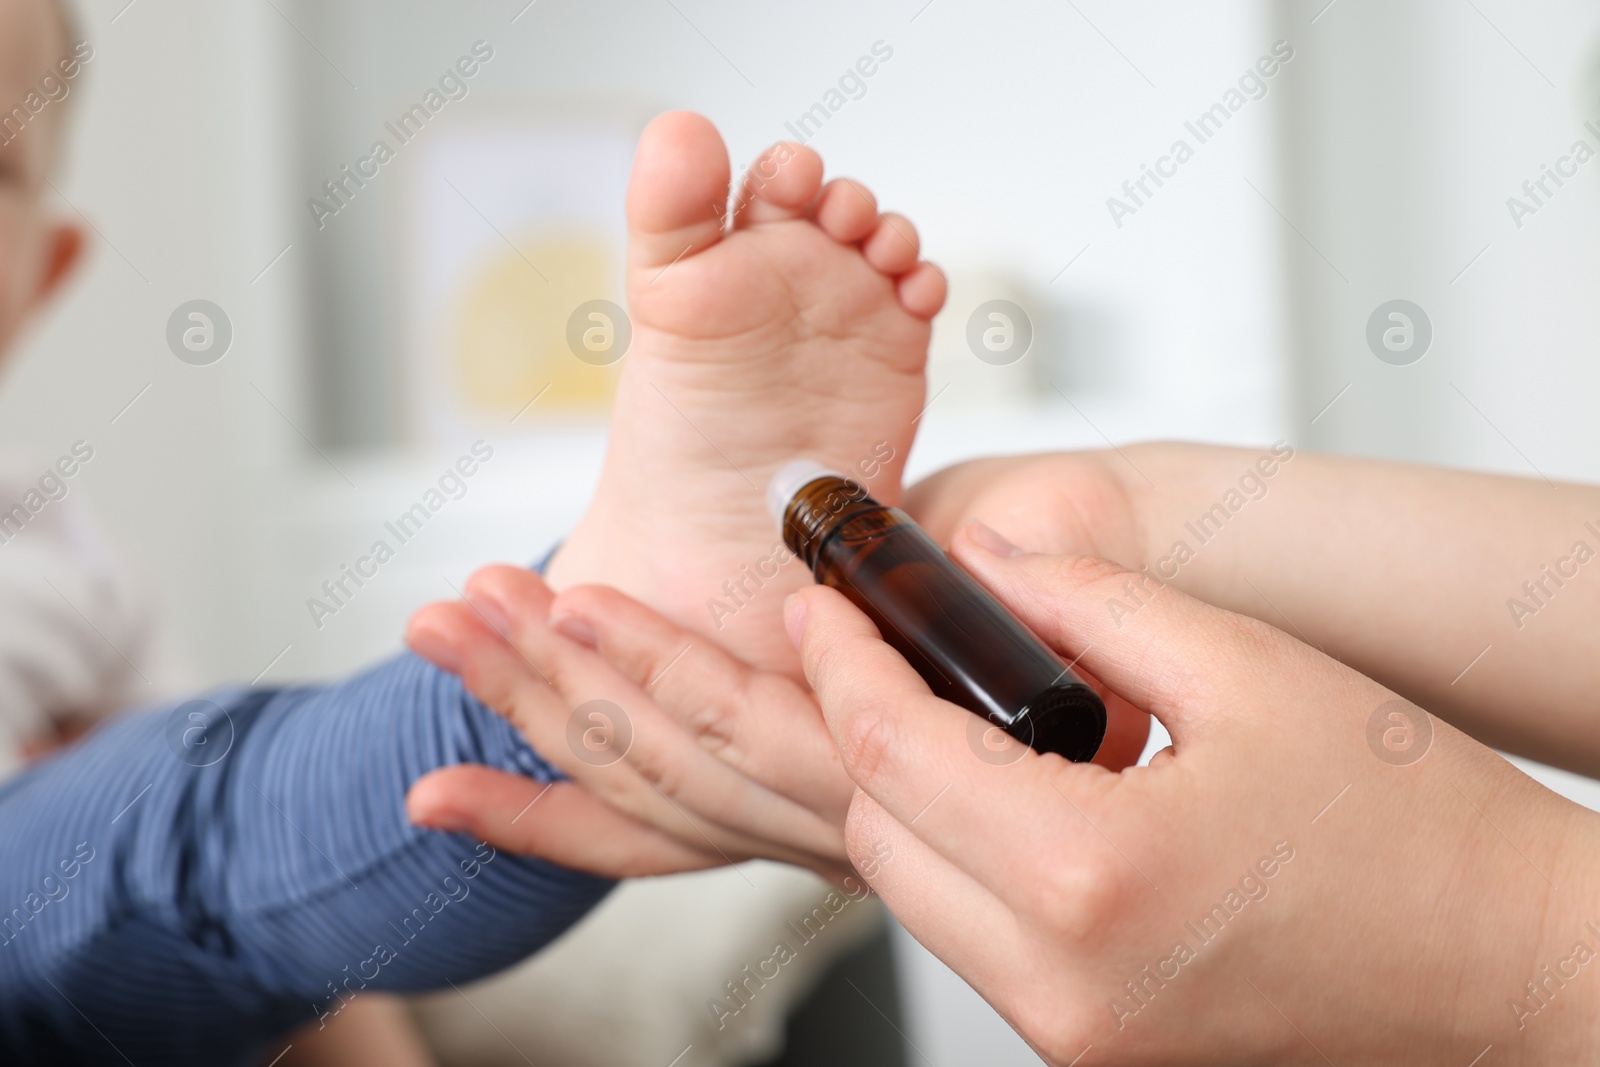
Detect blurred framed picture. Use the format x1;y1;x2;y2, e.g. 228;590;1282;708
402;99;648;442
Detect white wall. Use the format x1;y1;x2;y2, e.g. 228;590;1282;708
1278;0;1600;479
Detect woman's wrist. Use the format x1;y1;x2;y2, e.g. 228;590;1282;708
1514;792;1600;1059
1110;439;1309;606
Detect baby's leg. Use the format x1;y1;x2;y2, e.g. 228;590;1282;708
0;655;611;1064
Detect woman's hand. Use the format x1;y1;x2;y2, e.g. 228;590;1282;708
792;522;1600;1065
403;565;856;880
403;543;1152;880
917;442;1600;780
902;450;1148;566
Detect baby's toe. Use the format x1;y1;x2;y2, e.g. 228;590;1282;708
813;179;879;244
896;262;947;320
862;213;920;275
734;142;825;226
626;111;730;269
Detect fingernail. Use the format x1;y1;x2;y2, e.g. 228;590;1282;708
965;520;1024;558
407;629;463;674
783;594;808;649
467;591;512;636
550;613;598;649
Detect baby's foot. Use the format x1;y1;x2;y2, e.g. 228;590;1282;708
547;111;945;673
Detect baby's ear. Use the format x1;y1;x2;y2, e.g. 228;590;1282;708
29;221;85;310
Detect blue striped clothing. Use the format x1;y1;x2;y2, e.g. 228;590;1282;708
0;652;615;1065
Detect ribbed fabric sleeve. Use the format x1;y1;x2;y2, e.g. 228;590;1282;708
0;652;614;1065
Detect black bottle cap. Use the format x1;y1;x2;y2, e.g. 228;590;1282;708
1011;684;1107;763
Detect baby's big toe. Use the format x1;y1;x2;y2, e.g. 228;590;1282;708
626;111;731;269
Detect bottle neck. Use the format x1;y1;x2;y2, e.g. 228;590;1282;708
780;475;885;569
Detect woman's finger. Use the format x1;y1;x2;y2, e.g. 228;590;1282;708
947;523;1303;738
410;597;753;854
790;584;1111;901
413;595;842;868
841;790;1035;992
463;567;846;863
415;566;847;867
407;767;723;878
549;583;852;821
1079;665;1152;772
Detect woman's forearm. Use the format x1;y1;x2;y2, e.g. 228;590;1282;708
1120;442;1600;773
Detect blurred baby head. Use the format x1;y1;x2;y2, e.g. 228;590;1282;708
0;0;86;364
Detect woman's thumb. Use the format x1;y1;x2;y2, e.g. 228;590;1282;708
950;521;1287;731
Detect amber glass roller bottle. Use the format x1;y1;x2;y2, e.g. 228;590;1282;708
769;461;1106;762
